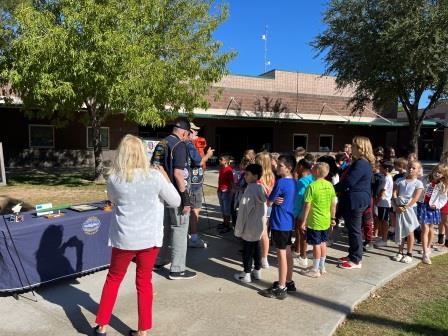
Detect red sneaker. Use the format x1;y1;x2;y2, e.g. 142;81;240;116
339;261;362;269
338;256;350;263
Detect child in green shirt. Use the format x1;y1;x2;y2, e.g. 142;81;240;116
299;162;337;278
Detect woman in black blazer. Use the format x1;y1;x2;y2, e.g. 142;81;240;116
335;136;375;269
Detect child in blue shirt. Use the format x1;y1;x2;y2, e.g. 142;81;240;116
260;155;298;300
293;158;315;267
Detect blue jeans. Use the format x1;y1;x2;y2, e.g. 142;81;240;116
343;206;367;264
157;206;189;272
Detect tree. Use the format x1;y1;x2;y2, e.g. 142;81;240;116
0;0;235;180
313;0;448;156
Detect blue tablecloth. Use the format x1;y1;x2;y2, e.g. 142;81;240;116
0;205;113;292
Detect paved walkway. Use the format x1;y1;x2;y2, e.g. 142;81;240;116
0;169;445;336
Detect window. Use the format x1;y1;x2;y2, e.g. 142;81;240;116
293;134;308;151
86;127;110;149
29;125;55;148
319;135;333;152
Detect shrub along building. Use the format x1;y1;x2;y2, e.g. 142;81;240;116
1;69;446;167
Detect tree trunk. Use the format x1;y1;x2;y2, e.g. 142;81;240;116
92;113;105;183
408;117;421;159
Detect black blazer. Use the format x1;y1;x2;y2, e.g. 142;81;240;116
335;158;372;210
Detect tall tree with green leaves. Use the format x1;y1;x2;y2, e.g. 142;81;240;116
313;0;448;156
0;0;234;180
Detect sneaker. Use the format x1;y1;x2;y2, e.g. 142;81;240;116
168;270;197;280
338;256;350;263
234;272;251;283
261;257;270;269
392;253;404;262
188;237;208;248
422;255;432;265
401;255;413;263
273;280;296;292
320;266;327;275
301;268;321;278
374;240;387;248
252;269;262;280
153;263;168;270
297;256;309;268
339;261;362;269
259;286;288;300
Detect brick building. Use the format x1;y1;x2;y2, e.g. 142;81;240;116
1;69;445;167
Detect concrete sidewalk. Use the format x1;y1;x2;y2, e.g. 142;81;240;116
0;183;445;336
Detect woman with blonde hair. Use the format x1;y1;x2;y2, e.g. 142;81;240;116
335;136;374;269
94;135;180;336
255;151;276;268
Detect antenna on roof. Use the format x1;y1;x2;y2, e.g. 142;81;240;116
261;25;270;72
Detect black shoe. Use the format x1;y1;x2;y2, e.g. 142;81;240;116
273;280;296;292
259;286;287;300
93;326;106;336
168;270;197;280
128;330;137;336
153;264;166;270
438;234;445;245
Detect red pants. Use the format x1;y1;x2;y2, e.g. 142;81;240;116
95;247;159;331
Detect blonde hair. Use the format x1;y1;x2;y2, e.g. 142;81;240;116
110;134;150;182
431;163;448;193
314;162;329;178
394;157;408;170
255;151;275;192
244;149;256;164
352;136;375;165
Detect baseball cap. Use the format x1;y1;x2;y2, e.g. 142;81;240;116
190;122;200;131
172;117;190;132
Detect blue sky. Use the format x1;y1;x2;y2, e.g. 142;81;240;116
213;0;328;76
213;0;431;107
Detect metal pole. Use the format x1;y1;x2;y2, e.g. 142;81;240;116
0;143;6;186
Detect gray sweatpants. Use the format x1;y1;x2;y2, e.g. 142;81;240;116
157;206;190;273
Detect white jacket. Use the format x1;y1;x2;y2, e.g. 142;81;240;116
234;183;267;242
418;176;448;209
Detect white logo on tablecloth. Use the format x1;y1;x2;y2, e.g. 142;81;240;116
82;216;101;235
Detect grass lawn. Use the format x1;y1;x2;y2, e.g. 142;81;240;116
336;253;448;336
0;169;107;213
0;169;218;213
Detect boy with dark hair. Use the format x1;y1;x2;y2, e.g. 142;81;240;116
375;161;394;248
234;164;267;282
260;155;298;300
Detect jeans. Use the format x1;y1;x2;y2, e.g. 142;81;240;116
96;247;159;330
242;240;261;273
343;206;368;264
157;207;190;273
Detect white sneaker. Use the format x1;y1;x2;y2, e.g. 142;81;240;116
401;255;413;263
234;272;251;283
374;240;388;248
252;269;261;280
422;255;432;265
261;257;270;269
392;253;404;262
427;248;432;256
301;268;321;278
188;237;208;248
298;256;309;268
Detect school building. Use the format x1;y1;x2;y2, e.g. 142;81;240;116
1;70;446;167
